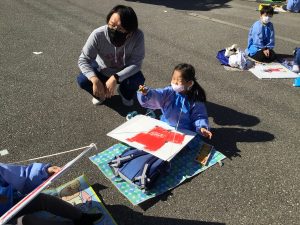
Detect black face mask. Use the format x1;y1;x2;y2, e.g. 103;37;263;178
108;27;128;47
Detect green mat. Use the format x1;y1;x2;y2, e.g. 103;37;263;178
90;142;226;205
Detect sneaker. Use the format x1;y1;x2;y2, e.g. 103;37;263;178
92;97;104;105
292;65;300;73
117;87;134;106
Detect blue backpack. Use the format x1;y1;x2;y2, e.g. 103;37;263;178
108;147;170;191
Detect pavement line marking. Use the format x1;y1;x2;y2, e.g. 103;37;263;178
188;12;300;45
12;145;92;164
0;149;9;156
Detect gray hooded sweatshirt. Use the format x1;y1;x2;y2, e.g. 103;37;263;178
78;25;145;82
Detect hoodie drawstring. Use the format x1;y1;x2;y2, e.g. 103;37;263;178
114;46;126;66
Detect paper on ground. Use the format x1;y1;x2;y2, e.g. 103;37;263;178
249;62;300;79
0;149;9;156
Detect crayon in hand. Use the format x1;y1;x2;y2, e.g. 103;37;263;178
138;85;148;94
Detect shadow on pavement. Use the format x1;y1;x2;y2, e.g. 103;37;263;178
139;190;173;211
91;183;109;193
103;95;147;117
106;204;226;225
206;102;275;158
207;102;260;127
125;0;231;11
209;127;275;159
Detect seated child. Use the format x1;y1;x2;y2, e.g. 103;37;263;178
282;0;300;13
246;5;276;63
137;63;212;141
292;47;300;73
0;162;102;225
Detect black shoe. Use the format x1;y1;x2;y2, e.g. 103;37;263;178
74;212;103;225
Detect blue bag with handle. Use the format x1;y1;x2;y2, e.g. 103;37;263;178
108;147;170;191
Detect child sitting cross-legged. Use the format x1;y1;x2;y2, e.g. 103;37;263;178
282;0;300;13
246;5;276;63
137;63;212;142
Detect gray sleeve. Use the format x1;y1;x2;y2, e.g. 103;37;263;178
116;31;145;82
78;30;99;79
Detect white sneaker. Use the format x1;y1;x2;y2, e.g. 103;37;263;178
92;97;104;105
117;87;134;106
292;65;300;73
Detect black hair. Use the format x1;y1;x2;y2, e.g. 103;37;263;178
106;5;138;32
260;5;274;16
173;63;207;102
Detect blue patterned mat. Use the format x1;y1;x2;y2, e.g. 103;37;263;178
90;142;226;205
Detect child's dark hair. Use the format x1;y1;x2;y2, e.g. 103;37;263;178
173;63;207;102
106;5;138;32
260;5;274;16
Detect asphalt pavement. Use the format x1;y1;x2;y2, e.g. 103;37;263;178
0;0;299;224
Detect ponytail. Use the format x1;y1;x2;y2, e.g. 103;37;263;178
187;80;206;102
173;63;206;102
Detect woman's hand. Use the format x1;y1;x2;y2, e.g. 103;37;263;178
105;75;118;98
200;128;213;139
90;76;106;100
47;166;61;175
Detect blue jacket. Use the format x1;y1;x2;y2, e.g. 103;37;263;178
0;163;50;216
137;86;209;134
287;0;300;12
246;20;275;56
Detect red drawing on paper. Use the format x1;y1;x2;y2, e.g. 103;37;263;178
126;126;185;151
263;68;285;73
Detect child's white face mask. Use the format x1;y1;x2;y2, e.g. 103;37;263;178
261;16;271;24
171;81;194;92
171;83;185;92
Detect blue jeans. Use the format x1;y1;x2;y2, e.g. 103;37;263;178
294;48;300;66
77;66;145;100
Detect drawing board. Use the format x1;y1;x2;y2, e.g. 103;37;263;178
107;115;196;161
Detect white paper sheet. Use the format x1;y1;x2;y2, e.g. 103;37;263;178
249;62;300;79
107;115;196;161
